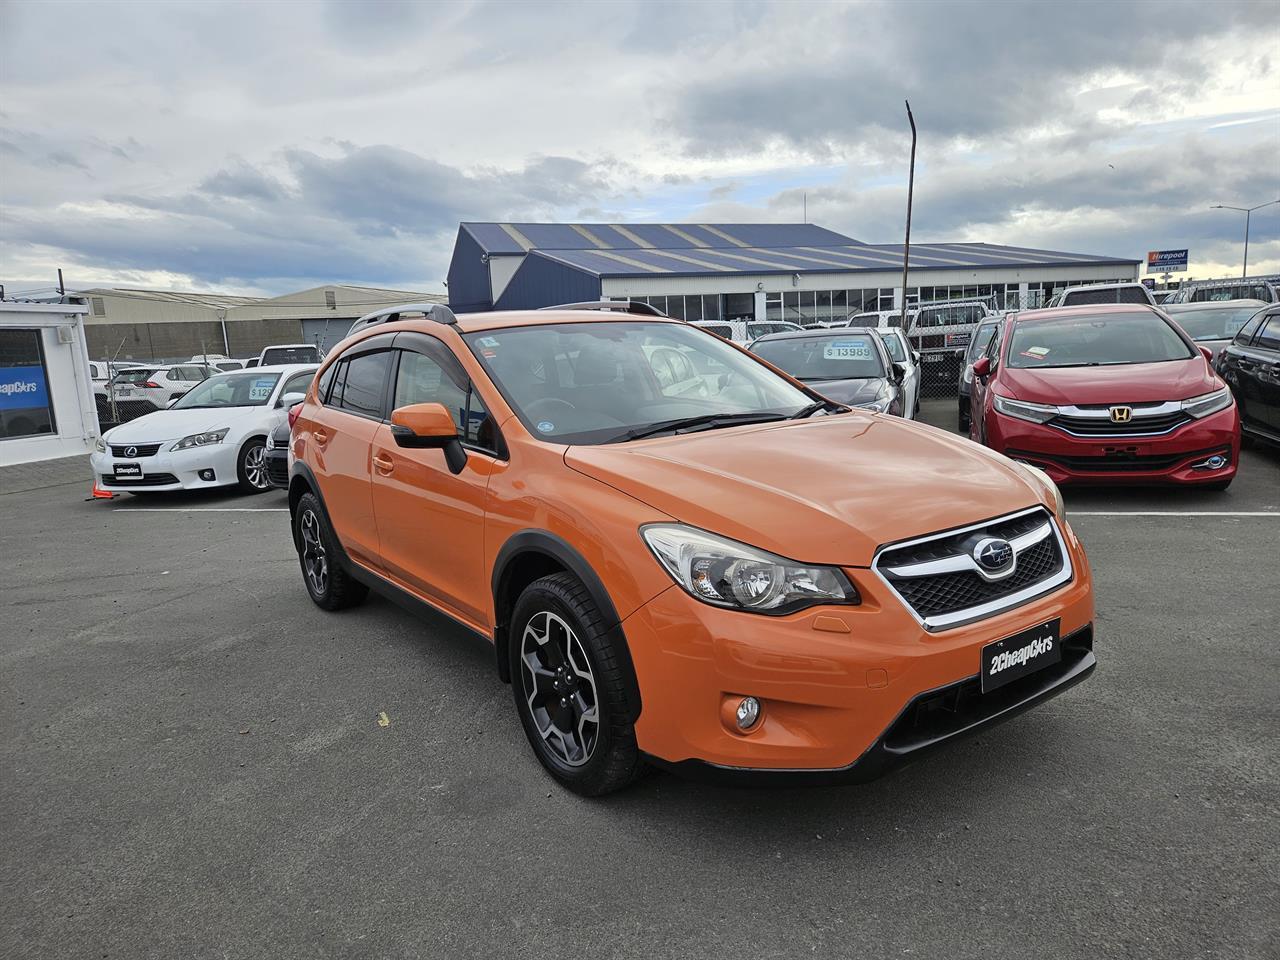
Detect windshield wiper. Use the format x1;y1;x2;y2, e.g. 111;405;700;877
788;399;846;419
612;411;789;442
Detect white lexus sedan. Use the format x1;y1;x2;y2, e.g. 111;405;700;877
91;364;317;494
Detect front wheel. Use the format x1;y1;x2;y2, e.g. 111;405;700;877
236;436;271;493
509;573;642;796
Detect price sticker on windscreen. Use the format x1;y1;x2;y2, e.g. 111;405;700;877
822;339;872;360
249;379;274;401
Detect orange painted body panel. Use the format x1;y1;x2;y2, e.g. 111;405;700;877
294;309;1095;775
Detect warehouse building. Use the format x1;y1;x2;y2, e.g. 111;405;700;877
76;284;446;362
446;222;1140;321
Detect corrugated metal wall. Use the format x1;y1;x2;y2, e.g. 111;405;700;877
85;319;303;362
446;226;494;313
493;256;601;310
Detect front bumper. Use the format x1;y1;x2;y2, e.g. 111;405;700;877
265;448;289;489
90;442;240;492
986;405;1240;486
624;523;1094;776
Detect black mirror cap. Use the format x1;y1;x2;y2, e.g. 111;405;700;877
390;426;468;474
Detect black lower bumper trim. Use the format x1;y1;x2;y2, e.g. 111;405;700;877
645;624;1095;787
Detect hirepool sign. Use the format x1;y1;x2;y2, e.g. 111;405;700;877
0;366;51;410
1147;249;1188;273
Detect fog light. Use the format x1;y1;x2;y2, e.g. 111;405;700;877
1191;454;1228;471
199;469;216;481
735;696;761;730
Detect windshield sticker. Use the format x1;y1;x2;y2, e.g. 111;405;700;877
536;420;555;433
822;340;872;360
477;336;499;347
1019;346;1050;360
249;379;274;401
1224;318;1249;335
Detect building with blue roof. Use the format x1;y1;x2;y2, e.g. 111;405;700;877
446;221;1140;323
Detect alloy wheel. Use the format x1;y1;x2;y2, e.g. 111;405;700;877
244;445;269;489
519;610;600;767
299;509;328;596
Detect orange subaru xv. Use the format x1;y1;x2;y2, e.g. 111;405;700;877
288;302;1095;795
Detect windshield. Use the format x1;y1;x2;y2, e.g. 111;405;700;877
114;368;158;383
1007;312;1193;368
1189;284;1273;302
171;371;282;408
878;332;905;362
464;321;815;445
752;333;885;381
261;346;319;364
1169;305;1265;341
1061;287;1149;306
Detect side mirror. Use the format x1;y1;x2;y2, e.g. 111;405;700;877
892;361;908;382
166;396;181;408
390;402;466;473
1198;345;1214;364
278;391;306;409
911;350;921;364
972;356;992;380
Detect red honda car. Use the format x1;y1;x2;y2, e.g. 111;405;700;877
969;305;1240;488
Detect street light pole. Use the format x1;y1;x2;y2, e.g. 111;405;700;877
1210;200;1280;278
900;100;917;324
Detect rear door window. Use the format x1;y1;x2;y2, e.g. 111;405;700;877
1255;317;1280;352
1233;315;1264;345
333;352;391;418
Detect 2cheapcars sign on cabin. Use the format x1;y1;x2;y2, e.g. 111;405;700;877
0;365;51;410
1147;249;1189;273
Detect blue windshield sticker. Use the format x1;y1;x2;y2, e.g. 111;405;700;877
822;340;872;360
249;378;274;401
536;420;555;433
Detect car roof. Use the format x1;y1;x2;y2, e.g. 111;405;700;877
751;325;881;343
1163;299;1267;311
451;309;689;334
1010;303;1158;323
1060;281;1147;290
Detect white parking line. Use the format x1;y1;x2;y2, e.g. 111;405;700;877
1070;511;1279;517
112;507;289;512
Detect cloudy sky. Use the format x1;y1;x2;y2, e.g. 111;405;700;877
2;0;1277;297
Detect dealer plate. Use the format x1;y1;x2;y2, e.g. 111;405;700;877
981;618;1061;693
113;462;142;478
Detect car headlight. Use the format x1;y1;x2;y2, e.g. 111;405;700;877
1180;387;1233;419
265;433;276;451
171;428;229;451
93;436;106;453
993;393;1059;424
1020;462;1065;519
641;524;859;615
855;384;894;413
961;365;974;385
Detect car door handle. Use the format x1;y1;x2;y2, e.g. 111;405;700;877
313;428;329;446
373;453;394;474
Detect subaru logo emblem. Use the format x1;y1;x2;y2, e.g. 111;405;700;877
124;445;137;458
1109;405;1132;424
973;537;1014;571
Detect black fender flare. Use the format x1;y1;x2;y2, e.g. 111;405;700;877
492;530;642;722
287;461;354;569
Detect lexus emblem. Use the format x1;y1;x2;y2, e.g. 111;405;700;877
973;537;1014;572
1109;405;1132;424
124;445;137;458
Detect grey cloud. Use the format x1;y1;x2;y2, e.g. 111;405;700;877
46;151;89;171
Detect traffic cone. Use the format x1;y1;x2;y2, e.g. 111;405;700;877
89;480;117;500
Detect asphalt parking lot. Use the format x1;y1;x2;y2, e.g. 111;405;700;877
3;421;1278;960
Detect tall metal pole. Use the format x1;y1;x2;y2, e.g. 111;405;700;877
1242;209;1249;278
900;100;917;326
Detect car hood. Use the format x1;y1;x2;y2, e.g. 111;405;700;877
805;377;890;406
1000;357;1216;405
564;414;1044;567
104;406;267;443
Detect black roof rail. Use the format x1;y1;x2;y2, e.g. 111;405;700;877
538;300;668;318
349;302;457;335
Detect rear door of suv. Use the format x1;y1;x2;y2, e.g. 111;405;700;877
305;335;396;570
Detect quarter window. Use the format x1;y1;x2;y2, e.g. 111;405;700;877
1233;315;1264;345
280;371;314;400
1255;317;1280;352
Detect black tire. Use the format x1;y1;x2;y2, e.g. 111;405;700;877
509;573;642;796
293;492;368;611
235;435;271;493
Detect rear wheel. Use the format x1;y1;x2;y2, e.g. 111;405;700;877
509;573;642;796
293;492;367;610
236;436;271;493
